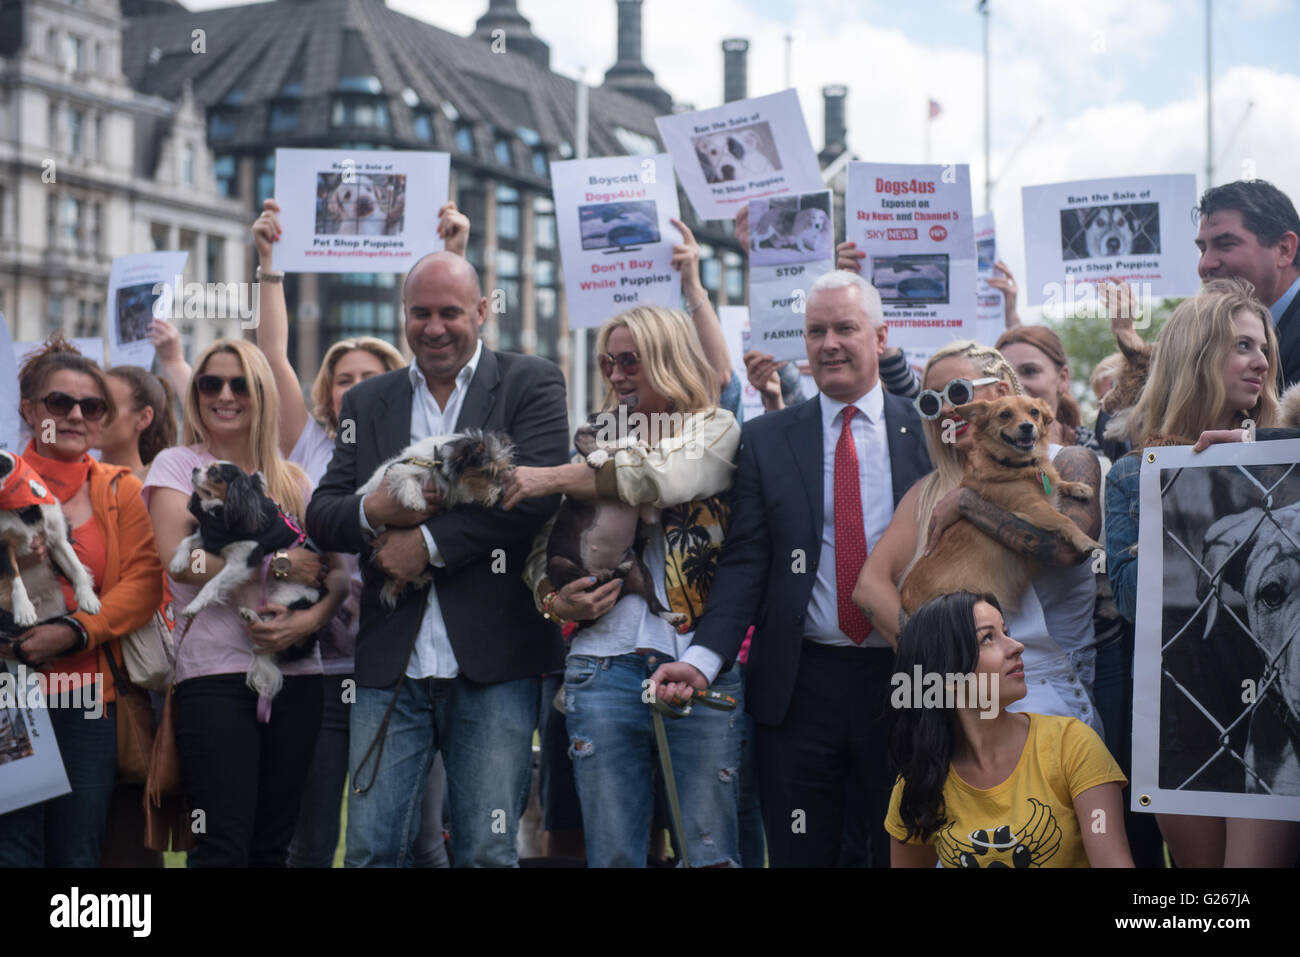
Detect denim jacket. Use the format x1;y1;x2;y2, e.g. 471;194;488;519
1103;451;1142;625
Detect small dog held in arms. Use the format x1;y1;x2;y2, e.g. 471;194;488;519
544;417;687;630
170;462;321;705
358;429;515;606
0;451;100;633
900;395;1101;614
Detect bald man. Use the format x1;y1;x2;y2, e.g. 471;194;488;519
307;251;570;867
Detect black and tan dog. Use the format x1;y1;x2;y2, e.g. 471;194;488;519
901;395;1100;614
0;451;99;635
170;462;320;702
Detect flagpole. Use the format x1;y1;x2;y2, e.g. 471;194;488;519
980;0;991;212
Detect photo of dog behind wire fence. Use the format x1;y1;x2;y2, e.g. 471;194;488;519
114;282;161;345
314;172;406;236
871;254;950;306
749;192;832;267
1153;460;1300;801
691;121;783;184
0;682;35;766
1059;202;1160;260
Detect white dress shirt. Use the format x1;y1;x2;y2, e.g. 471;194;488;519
358;340;483;679
805;384;894;649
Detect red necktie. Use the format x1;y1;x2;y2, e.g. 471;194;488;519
835;406;872;644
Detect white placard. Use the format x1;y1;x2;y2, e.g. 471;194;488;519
719;306;764;422
846;163;976;364
655;90;824;221
746;190;834;361
1133;439;1300;821
0;663;72;815
105;252;189;369
974;212;1005;347
1021;173;1200;307
0;315;19;454
271;148;450;273
550;153;683;330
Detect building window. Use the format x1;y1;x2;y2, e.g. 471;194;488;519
455;123;475;155
214;154;236;197
206;236;224;281
47;28;58;61
63;35;85;73
61;196;83;246
493;135;513;168
457;172;486;269
91;202;102;253
49;297;64;324
256;154;275;211
182;143;195;185
534;201;556;250
412;110;433;142
67;108;84;155
700;244;721;293
0;185;7;238
531;148;548;178
94;114;103;156
331;95;390;129
151;222;170;251
269;101;299;134
74;300;99;338
48;104;59;150
496;186;520;241
208;108;238;140
724;251;744;302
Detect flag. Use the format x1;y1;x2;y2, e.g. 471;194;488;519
928;99;942;119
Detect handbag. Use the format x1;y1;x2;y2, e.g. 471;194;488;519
103;648;155;784
144;620;194;853
120;609;176;691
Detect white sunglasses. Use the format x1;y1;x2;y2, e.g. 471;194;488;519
914;377;1000;420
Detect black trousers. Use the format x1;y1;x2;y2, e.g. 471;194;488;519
755;642;894;868
175;673;323;868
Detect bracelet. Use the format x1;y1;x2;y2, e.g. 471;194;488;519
255;265;284;283
61;616;90;652
541;590;567;625
686;296;709;314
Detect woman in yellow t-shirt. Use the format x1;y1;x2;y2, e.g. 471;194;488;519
885;591;1134;868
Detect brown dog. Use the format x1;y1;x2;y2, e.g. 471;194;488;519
900;395;1100;614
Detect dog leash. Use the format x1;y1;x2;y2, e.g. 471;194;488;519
650;687;737;868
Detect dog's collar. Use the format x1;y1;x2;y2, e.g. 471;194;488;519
991;454;1037;470
402;456;441;469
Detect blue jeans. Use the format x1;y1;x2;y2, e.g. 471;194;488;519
564;652;743;868
0;702;117;867
345;673;539;868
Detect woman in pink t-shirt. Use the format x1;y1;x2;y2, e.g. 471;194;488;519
145;339;349;867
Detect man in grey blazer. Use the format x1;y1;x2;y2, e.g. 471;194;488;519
306;252;569;867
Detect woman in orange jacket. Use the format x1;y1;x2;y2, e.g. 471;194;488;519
0;335;163;867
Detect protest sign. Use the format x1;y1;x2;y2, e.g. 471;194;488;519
1021;173;1199;309
846;163;976;364
551;153;682;330
105;252;189;368
272;148;450;273
747;190;834;360
0;663;72;816
974;212;1005;346
656;90;824;220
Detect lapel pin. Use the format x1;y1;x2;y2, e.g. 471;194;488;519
900;426;907;434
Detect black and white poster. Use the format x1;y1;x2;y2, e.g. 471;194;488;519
1133;439;1300;821
0;662;72;815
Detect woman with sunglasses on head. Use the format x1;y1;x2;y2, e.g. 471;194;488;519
507;305;742;867
854;341;1105;733
887;591;1132;868
144;339;351;867
1105;278;1300;867
0;335;164;867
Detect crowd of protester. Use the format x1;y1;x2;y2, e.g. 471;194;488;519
0;176;1298;868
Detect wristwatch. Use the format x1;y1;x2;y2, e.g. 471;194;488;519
271;550;292;580
255;264;285;284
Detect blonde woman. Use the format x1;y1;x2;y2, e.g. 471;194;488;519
144;339;350;867
853;340;1105;733
505;305;742;867
1104;277;1299;867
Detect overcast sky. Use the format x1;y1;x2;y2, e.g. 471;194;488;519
182;0;1300;307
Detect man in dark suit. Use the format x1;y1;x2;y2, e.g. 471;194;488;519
1196;180;1300;389
652;271;931;867
306;252;569;867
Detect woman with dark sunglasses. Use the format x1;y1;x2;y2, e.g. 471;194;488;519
508;305;743;867
144;338;351;867
0;335;164;867
854;340;1106;736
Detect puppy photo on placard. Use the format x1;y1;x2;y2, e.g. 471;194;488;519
691;121;783;185
314;172;407;236
1060;202;1161;260
749;192;833;267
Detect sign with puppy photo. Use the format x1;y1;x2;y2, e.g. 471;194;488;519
655;89;824;220
105;251;190;369
272;148;450;273
846;162;976;363
1020;173;1199;307
0;663;72;815
747;190;834;360
550;153;683;329
1132;439;1300;822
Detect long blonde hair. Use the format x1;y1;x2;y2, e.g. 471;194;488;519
908;340;1022;573
596;306;717;427
184;339;307;519
1128;278;1278;444
310;337;406;436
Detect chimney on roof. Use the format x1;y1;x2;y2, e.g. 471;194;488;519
474;0;551;71
820;84;847;164
603;0;673;114
722;38;748;103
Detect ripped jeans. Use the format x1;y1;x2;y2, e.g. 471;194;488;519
564;652;743;867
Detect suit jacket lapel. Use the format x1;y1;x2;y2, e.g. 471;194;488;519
377;371;413;457
455;346;500;431
786;398;825;534
882;394;915;508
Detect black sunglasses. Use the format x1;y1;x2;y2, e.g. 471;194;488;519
41;391;108;421
598;351;641;377
196;375;251;397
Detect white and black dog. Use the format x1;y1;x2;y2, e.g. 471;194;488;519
170;462;321;705
1201;502;1300;796
751;206;831;255
358;429;515;607
694;128;777;183
1084;206;1137;258
0;451;100;635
